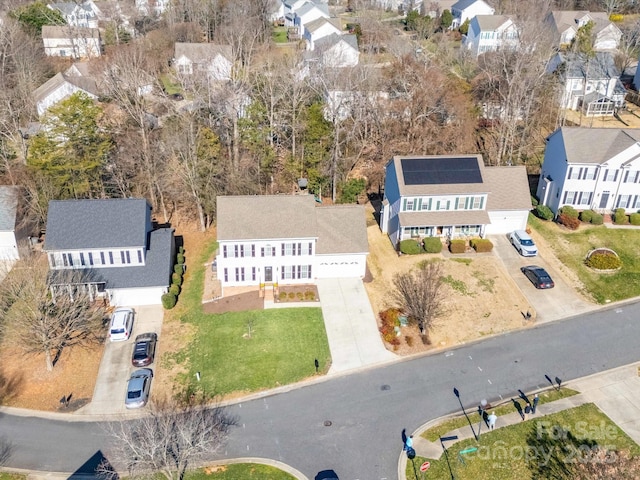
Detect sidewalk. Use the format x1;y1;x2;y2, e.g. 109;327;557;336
399;362;640;478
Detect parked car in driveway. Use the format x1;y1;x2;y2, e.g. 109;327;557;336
521;265;554;289
132;333;157;367
125;368;153;409
510;230;538;257
109;308;134;342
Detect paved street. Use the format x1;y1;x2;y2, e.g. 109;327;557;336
1;300;640;479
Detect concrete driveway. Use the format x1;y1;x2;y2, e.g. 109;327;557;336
490;234;597;323
76;304;164;416
316;278;397;374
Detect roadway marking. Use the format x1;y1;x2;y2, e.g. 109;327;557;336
478;366;483;372
487;379;492;384
264;399;269;410
469;355;473;360
445;352;454;357
615;308;623;313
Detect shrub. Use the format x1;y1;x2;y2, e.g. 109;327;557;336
470;238;493;252
400;239;422;254
178;246;185;255
162;292;177;309
177;253;185;265
422;237;443;253
405;336;414;347
279;291;287;301
630;213;640;225
172;272;183;285
610;13;623;22
558;213;580;230
530;195;539;207
535;204;554;220
379;308;401;328
591;213;604;225
613;208;628;225
169;283;180;296
296;291;304;300
304;290;315;301
559;205;579;219
579;210;593;223
449;239;466;254
585;250;622;270
288;292;296;300
174;264;184;274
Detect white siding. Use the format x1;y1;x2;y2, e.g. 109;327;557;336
0;231;18;260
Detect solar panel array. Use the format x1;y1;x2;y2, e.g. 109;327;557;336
401;157;482;185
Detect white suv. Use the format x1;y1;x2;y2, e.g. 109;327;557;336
509;230;538;257
109;308;135;342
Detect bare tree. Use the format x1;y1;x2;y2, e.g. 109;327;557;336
0;253;106;371
101;394;237;480
391;261;444;343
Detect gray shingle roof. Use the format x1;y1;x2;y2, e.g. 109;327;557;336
388;155;488;196
452;0;489;11
296;1;329;16
549;10;612;36
315;205;368;254
0;186;18;232
217;195;318;241
314;33;358;51
474;14;511;31
550;127;640;165
557;51;620;79
174;43;232;63
41;25;100;39
482;166;532;210
44;198;151;250
49;227;174;289
305;16;341;34
33;72;98;106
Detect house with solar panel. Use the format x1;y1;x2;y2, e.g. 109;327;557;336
380;155;532;246
215;195;368;289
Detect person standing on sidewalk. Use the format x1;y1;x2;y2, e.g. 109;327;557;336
532;394;539;414
488;411;497;430
524;403;532;420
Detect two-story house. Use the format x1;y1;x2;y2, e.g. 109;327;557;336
44;198;174;306
451;0;494;29
48;1;101;28
33;70;99;116
173;43;233;81
547;51;626;116
42;25;101;58
537;127;640;215
292;1;330;36
381;155;531;245
215;195;368;288
546;11;622;51
463;15;518;57
303;16;342;50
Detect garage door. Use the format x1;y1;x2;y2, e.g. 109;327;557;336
316;254;367;278
109;287;165;307
486;210;529;235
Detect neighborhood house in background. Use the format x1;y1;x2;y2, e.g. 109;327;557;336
380;155;532;246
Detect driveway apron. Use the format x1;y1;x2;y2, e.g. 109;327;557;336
316;278;396;374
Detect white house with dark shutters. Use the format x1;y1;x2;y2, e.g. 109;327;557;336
44;198;174;306
215;194;368;288
537;127;640;214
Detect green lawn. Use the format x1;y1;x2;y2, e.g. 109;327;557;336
0;474;25;480
186;463;296;479
165;240;330;397
422;387;578;442
529;214;640;303
160;74;183;96
272;26;288;43
409;403;640;480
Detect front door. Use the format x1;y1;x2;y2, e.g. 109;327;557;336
265;266;273;282
599;192;609;209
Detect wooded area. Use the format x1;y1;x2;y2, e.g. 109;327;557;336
1;0;640;231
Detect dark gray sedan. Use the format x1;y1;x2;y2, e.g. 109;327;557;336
131;333;158;367
125;368;153;409
521;265;555;289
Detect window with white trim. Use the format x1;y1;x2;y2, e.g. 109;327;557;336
617;195;631;208
584;168;595;180
604;169;617;181
565;191;576;204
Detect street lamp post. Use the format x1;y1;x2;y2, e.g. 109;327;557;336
453;387;478;441
440;435;458;480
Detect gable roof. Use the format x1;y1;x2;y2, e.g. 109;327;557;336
548;10;615;36
482;166;532;210
550;127;640;165
315;205;368;254
473;14;512;31
33;72;99;106
305;16;341;34
0;186;19;232
44;198;151;250
315;33;358;51
42;25;99;39
174;43;233;63
387;155;488;196
296;1;329;17
49;1;97;17
452;0;490;11
557;51;620;80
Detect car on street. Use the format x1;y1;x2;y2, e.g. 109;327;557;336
510;230;538;257
520;265;554;289
131;333;158;367
125;368;153;409
109;308;135;342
